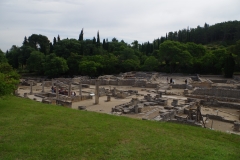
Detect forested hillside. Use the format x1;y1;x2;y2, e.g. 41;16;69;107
2;20;240;77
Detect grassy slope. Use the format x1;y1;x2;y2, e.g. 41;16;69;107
0;96;239;160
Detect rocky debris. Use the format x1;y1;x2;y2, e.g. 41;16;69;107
233;122;240;132
78;106;86;110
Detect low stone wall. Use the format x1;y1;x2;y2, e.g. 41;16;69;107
171;84;187;89
42;99;56;104
118;79;136;86
109;80;118;85
191;82;212;88
200;99;240;109
160;110;176;121
133;80;147;87
191;88;240;99
56;100;72;108
204;114;235;123
81;80;90;84
210;79;227;83
145;83;158;88
233;75;240;81
168;119;202;127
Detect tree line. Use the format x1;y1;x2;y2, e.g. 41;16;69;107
1;21;240;79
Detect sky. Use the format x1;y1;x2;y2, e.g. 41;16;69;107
0;0;240;52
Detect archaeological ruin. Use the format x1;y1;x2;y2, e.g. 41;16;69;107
16;72;240;135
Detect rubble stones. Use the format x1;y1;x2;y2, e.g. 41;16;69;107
233;122;240;132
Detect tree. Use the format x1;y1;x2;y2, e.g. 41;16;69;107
102;54;118;74
28;34;50;55
49;42;53;53
0;62;20;96
79;60;101;76
54;39;82;59
121;59;140;72
142;56;159;71
0;49;7;63
159;40;192;73
57;35;61;42
44;54;68;77
23;36;28;45
224;54;235;78
26;51;45;74
97;31;100;47
5;45;20;69
18;45;35;68
79;28;84;41
53;37;57;46
186;42;206;58
131;40;139;50
67;53;82;75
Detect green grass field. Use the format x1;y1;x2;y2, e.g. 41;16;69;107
0;96;239;160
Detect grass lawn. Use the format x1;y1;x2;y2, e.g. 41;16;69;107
0;96;239;160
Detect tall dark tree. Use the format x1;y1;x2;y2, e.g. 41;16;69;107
79;28;84;41
103;39;106;50
53;37;57;46
157;38;160;49
97;31;100;47
49;42;53;53
93;37;96;45
224;54;235;78
57;35;61;42
23;36;28;45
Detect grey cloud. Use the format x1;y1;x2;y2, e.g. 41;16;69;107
0;0;240;51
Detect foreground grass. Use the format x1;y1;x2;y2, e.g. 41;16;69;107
0;96;239;160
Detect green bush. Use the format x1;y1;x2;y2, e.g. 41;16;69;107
0;63;20;96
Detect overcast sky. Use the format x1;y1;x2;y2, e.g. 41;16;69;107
0;0;239;52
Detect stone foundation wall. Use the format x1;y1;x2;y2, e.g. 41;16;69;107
210;79;227;83
160;110;176;121
234;75;240;81
109;80;118;85
171;84;187;89
145;83;158;88
204;114;235;123
133;80;147;87
56;100;72;108
168;120;202;127
118;79;136;86
200;99;240;109
192;88;240;99
191;82;212;88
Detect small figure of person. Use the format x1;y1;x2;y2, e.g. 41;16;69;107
185;79;187;84
170;78;172;84
172;79;175;84
51;86;54;93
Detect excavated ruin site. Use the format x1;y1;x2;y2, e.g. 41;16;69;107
16;72;240;135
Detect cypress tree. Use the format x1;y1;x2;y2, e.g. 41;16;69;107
79;28;84;41
23;36;28;45
49;42;53;53
103;39;106;50
97;31;100;47
57;35;60;42
93;37;96;45
53;37;57;46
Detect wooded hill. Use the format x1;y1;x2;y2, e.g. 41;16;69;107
1;20;240;77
